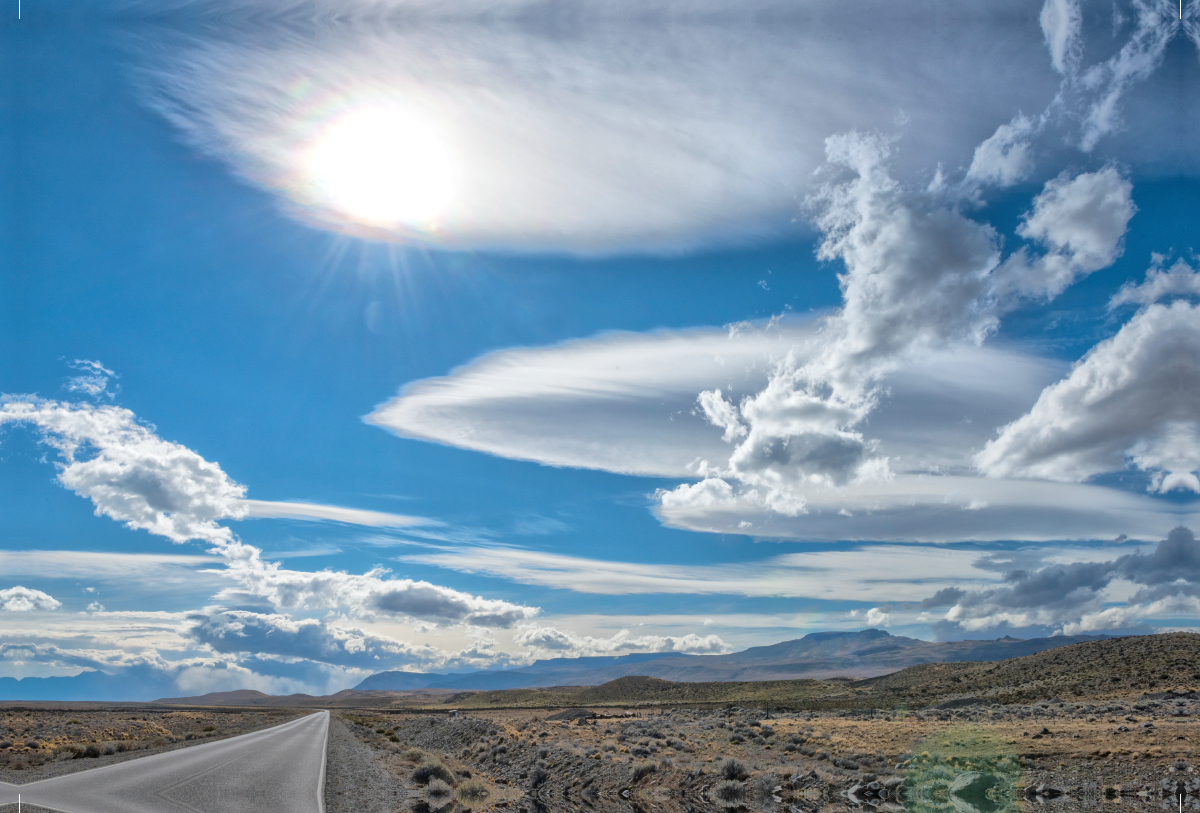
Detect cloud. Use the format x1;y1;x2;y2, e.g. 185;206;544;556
966;114;1037;187
0;397;538;629
65;360;118;399
1040;0;1082;74
997;166;1136;300
513;625;729;658
215;540;538;628
370;322;820;477
402;542;1026;601
125;0;1089;252
656;473;1192;542
0;587;62;612
0;399;247;544
185;608;450;669
919;526;1200;635
977;300;1200;494
1070;1;1177;152
241;499;433;528
1111;257;1200;307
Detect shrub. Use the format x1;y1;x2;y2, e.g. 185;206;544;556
82;744;102;759
454;779;491;806
24;741;40;750
0;741;11;750
529;767;549;788
412;762;455;786
720;758;749;781
713;780;745;807
202;726;216;732
631;762;657;782
403;748;426;763
425;778;454;806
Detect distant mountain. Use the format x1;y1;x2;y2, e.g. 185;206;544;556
355;652;691;692
0;665;178;703
353;629;1114;691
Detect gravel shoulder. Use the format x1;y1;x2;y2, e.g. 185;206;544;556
326;715;405;813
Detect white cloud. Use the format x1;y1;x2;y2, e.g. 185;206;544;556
1072;1;1176;152
998;166;1136;300
369;323;816;477
681;142;1134;519
0;399;247;544
0;587;62;612
402;542;1021;601
977;301;1200;494
966;114;1037;187
126;1;1087;252
657;474;1191;542
214;540;538;628
65;360;118;399
513;625;728;658
1039;0;1082;74
185;607;459;669
1111;258;1200;307
241;499;432;528
0;397;538;629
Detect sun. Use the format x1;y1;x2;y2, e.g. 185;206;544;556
305;105;456;230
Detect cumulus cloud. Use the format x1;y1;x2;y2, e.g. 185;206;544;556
513;625;728;658
681;138;1134;517
0;587;62;612
977;301;1200;494
0;399;247;544
919;526;1200;635
996;166;1136;300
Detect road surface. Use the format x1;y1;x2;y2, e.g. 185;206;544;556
0;710;328;813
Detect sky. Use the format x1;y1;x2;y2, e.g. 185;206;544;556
1;0;1199;698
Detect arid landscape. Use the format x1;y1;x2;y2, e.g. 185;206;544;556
9;633;1197;813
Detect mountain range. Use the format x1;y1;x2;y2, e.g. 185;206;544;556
0;629;1114;703
352;628;1112;692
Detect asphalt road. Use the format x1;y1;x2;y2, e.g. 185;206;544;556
0;710;328;813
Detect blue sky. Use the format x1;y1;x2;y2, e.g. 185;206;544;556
2;0;1200;697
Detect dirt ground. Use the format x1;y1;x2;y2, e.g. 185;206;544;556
0;705;303;783
331;693;1200;813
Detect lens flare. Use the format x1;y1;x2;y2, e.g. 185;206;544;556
305;105;455;230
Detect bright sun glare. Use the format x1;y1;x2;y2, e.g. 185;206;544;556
306;105;456;230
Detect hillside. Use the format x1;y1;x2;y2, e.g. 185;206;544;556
452;632;1200;710
860;630;1200;705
